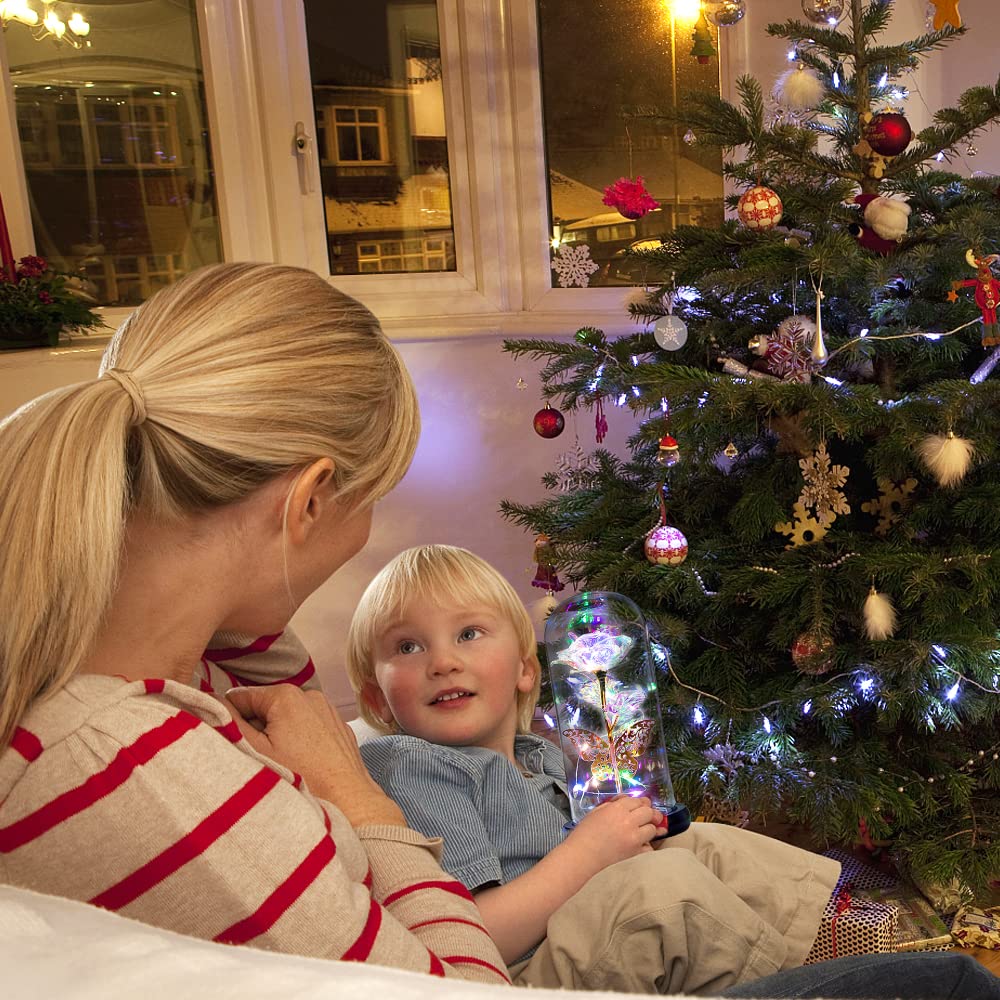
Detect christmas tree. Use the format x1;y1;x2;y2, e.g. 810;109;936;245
503;0;1000;896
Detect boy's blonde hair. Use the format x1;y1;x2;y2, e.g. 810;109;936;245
0;263;419;749
346;545;541;735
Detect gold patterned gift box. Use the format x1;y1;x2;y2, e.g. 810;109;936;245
951;905;1000;950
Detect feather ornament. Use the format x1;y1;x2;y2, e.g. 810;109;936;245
774;63;825;111
864;586;897;640
918;431;974;487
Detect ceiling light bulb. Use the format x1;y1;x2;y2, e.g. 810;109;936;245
68;11;89;35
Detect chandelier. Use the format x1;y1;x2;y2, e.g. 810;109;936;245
0;1;91;47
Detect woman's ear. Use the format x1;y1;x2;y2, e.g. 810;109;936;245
285;458;335;546
361;681;395;726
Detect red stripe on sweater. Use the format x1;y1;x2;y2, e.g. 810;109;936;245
409;916;490;935
213;812;335;945
0;712;200;853
291;772;303;790
212;720;243;744
428;952;445;977
144;679;165;694
442;956;512;983
383;879;475;907
90;768;281;910
362;867;373;889
203;633;283;663
340;898;383;961
11;727;42;762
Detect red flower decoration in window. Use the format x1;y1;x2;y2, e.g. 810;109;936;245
16;255;48;280
602;175;660;221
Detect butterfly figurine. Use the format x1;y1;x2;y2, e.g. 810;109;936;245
563;719;655;783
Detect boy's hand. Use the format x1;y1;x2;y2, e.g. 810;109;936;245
563;795;663;873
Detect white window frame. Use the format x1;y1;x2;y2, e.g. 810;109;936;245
0;1;749;343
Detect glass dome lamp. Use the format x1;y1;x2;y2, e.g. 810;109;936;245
544;590;690;837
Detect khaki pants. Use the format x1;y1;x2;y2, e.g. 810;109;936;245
511;823;841;997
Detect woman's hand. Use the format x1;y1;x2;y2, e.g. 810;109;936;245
225;684;407;829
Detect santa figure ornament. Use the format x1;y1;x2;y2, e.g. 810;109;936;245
849;194;911;254
738;186;783;230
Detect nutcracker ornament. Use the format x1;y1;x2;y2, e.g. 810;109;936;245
544;589;690;835
949;250;1000;346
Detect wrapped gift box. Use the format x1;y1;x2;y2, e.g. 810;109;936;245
865;885;952;951
951;905;1000;950
805;849;899;964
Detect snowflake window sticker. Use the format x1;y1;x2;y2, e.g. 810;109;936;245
552;243;599;288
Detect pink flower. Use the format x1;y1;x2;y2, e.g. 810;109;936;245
17;255;48;279
602;176;660;220
37;290;53;304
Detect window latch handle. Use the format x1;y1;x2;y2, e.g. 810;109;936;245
293;121;316;193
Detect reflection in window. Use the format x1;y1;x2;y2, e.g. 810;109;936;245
4;1;222;306
538;0;725;287
304;0;455;276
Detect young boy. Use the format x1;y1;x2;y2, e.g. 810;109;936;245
346;544;842;997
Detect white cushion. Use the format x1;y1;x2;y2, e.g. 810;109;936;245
0;884;723;999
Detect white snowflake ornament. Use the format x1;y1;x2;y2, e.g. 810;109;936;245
554;439;600;492
552;243;599;288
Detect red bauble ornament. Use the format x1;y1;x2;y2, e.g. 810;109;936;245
533;404;565;439
862;113;912;157
644;524;689;566
791;631;834;674
737;186;783;230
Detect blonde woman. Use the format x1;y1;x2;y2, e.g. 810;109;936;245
0;263;509;984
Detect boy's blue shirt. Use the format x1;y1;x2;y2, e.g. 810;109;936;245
360;733;570;892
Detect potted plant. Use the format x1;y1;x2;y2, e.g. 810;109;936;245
0;255;104;350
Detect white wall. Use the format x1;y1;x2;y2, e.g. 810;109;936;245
1;0;996;715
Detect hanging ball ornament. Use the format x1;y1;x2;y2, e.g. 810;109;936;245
703;0;746;27
533;404;565;439
863;112;913;158
654;314;689;351
800;0;846;25
657;434;681;467
644;524;689;566
791;631;835;674
737;186;783;231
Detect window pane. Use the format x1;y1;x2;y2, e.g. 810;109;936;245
537;0;725;287
3;1;222;306
304;0;456;275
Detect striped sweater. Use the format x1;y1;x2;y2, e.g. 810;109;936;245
0;631;509;985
